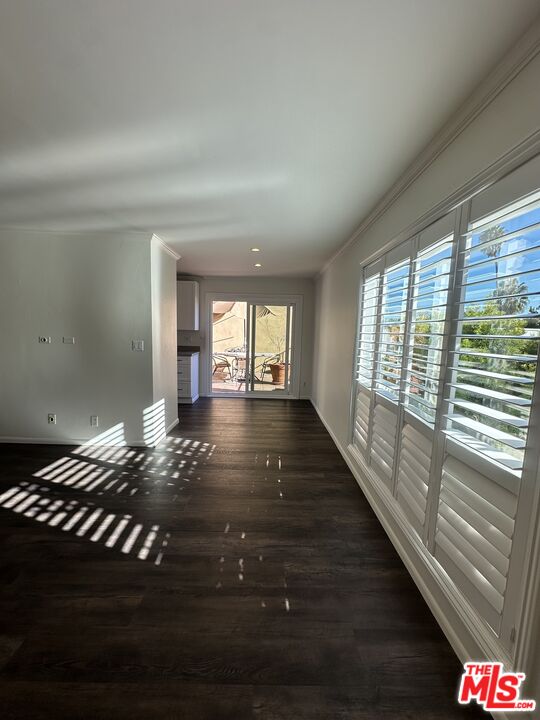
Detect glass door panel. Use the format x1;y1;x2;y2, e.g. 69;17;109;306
211;300;248;394
286;304;293;393
209;299;295;397
250;304;293;393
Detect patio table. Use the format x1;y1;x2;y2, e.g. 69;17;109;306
218;350;276;383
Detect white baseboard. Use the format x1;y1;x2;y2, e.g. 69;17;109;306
178;394;199;404
0;436;88;446
0;417;180;448
166;418;179;433
0;436;153;448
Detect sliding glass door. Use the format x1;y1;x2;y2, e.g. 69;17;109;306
250;304;293;393
210;300;248;395
210;298;296;397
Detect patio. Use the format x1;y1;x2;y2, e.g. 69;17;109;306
211;300;290;395
211;370;283;394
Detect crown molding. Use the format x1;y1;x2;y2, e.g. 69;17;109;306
351;126;540;274
0;226;150;236
152;233;181;260
319;16;540;276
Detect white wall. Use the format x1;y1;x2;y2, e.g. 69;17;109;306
0;230;156;445
151;238;179;435
178;275;315;398
312;43;540;703
313;50;540;445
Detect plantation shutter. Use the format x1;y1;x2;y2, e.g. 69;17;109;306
353;390;371;453
395;422;432;536
351;152;540;654
374;253;410;401
356;264;381;390
353;261;382;455
403;225;454;424
370;243;412;490
395;214;455;538
434;452;518;635
445;189;540;472
434;160;540;647
370;401;398;490
352;243;412;488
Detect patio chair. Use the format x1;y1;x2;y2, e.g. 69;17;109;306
259;352;285;384
212;354;233;381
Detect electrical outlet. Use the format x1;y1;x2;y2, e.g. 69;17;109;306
47;413;56;425
90;415;99;427
38;336;52;344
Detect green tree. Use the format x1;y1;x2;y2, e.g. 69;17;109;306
457;223;534;444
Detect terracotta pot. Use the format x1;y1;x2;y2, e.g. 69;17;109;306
269;363;286;385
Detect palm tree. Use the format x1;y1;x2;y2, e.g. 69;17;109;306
460;224;531;429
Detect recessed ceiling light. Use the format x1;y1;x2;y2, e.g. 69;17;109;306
251;247;260;252
254;263;262;268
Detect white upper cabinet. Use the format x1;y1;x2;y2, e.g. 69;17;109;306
177;280;199;330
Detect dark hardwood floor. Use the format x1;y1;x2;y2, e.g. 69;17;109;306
0;398;483;719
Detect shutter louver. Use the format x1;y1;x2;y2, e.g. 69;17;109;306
445;193;540;474
405;236;453;424
350;158;540;658
375;260;410;400
434;455;518;634
353;387;371;453
356;272;380;389
396;423;431;536
370;401;397;489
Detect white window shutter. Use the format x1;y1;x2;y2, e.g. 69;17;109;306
396;218;455;538
370;399;398;490
356;271;380;391
353;386;371;453
350;155;540;658
434;453;518;637
375;258;410;401
445;191;540;473
396;422;432;537
404;234;453;424
352;265;381;459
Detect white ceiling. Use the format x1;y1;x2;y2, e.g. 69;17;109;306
0;1;538;277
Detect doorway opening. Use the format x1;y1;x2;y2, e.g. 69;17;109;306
209;298;299;397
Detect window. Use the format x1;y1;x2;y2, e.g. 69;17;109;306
375;259;410;400
356;270;380;389
351;153;540;654
445;191;540;472
354;185;540;477
405;235;453;423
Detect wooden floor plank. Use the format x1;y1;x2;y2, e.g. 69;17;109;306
0;398;482;718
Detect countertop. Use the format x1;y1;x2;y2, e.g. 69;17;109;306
177;346;200;356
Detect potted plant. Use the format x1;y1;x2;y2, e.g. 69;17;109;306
268;359;286;385
260;318;286;385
